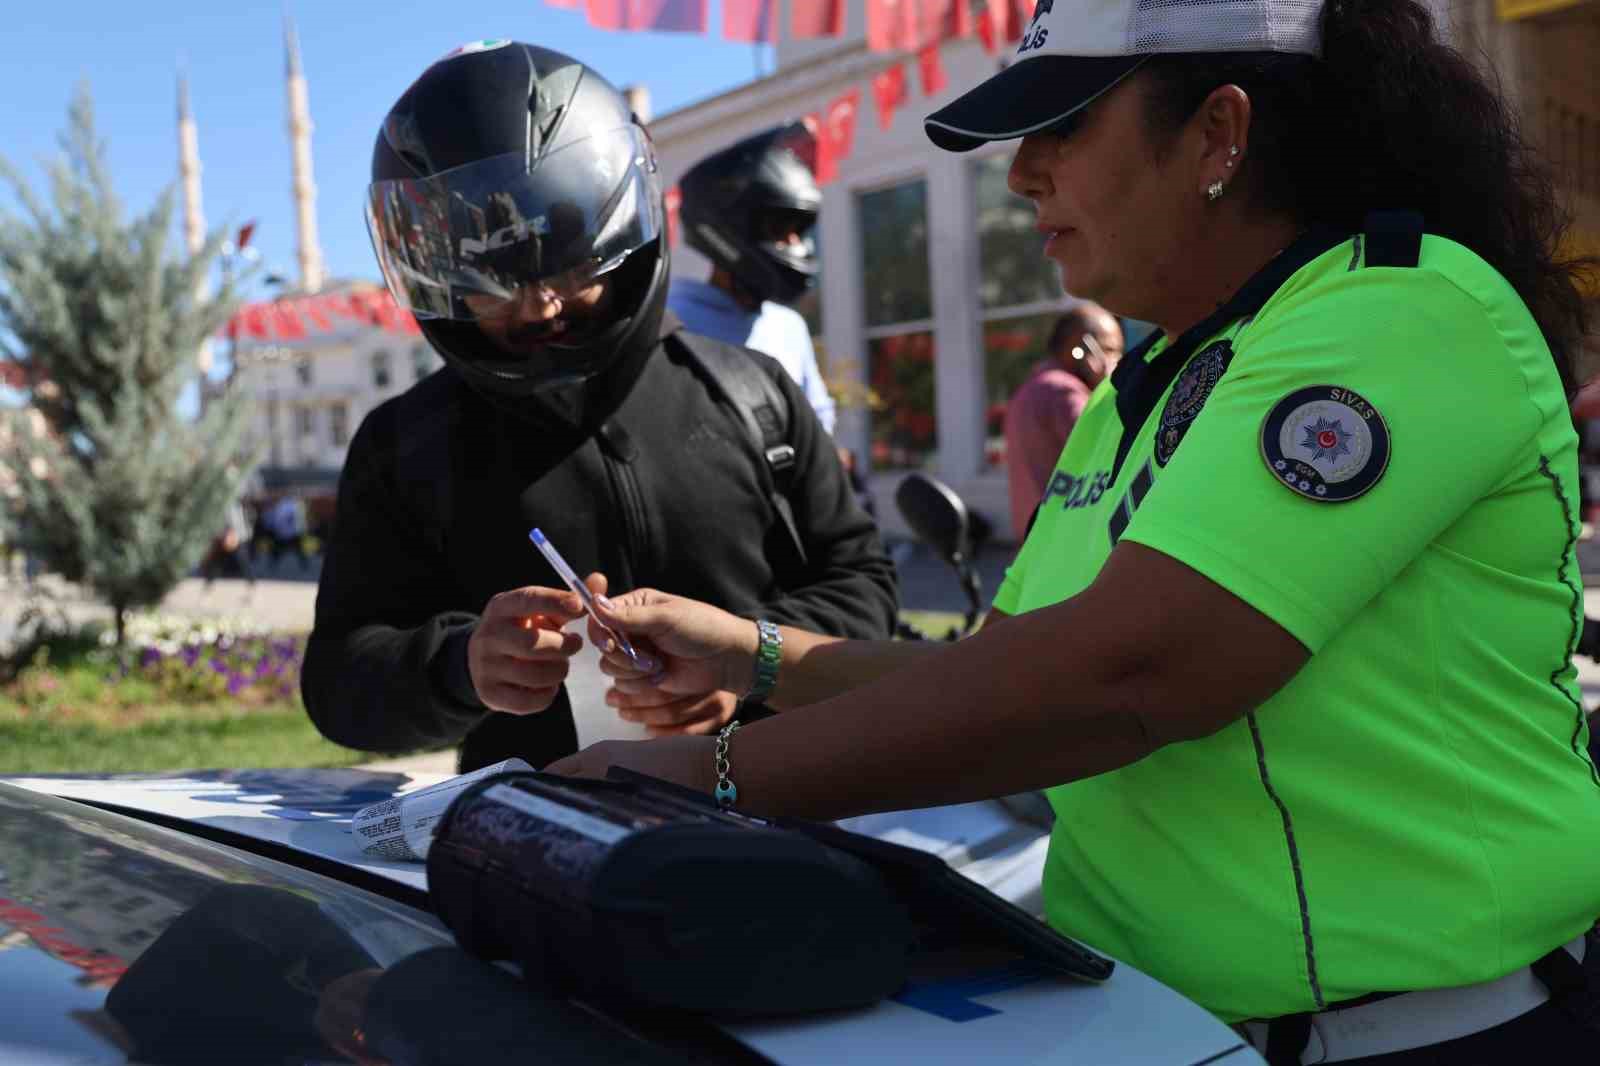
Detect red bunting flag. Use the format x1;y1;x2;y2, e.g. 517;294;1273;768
723;0;777;41
586;0;625;28
866;0;916;51
220;289;421;342
298;296;334;332
664;185;683;247
872;64;908;131
913;0;968;47
1006;0;1032;41
791;0;846;38
269;302;307;342
587;0;706;31
977;3;997;52
917;43;948;95
808;89;860;185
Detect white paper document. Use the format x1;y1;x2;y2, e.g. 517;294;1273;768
351;757;533;861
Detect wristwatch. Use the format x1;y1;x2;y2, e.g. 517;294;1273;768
747;619;782;701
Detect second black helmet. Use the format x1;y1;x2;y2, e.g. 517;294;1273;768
678;121;822;306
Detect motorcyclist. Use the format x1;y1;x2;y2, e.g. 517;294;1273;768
301;40;897;771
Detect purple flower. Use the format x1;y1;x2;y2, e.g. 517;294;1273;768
139;647;161;668
226;673;247;695
180;645;200;668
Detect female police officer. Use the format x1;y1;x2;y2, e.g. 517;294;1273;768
551;1;1600;1059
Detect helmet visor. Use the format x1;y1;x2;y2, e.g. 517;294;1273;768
365;125;662;323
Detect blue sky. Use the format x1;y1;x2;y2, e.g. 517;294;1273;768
4;2;773;303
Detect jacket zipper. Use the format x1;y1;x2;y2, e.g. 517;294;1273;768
604;451;648;588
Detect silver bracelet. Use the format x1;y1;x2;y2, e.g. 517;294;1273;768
713;721;742;809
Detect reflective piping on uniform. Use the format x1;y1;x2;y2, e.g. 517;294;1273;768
1535;456;1600;785
1246;711;1326;1009
1129;461;1154;508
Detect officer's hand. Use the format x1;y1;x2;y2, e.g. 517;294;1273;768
468;586;587;715
586;588;760;702
545;736;717;795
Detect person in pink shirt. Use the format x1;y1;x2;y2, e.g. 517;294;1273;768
1004;303;1124;537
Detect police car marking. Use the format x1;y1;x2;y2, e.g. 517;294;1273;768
1155;340;1232;467
1260;386;1390;502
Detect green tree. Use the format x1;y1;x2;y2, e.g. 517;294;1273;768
0;86;256;645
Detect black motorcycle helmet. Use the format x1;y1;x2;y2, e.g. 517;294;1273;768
366;40;668;401
678;121;821;306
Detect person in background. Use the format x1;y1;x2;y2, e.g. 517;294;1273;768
262;494;308;574
668;122;836;434
1004;303;1124;536
200;497;255;589
301;41;896;773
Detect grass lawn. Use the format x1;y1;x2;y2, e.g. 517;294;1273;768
0;610;973;775
0;618;369;775
0;701;365;774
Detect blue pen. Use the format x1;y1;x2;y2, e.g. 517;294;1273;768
528;528;646;669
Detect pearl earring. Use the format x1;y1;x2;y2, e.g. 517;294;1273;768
1226;145;1239;169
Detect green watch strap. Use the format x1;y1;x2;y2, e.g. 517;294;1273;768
748;619;782;701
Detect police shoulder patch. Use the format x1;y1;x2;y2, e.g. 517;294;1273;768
1155;340;1233;467
1260;385;1390;503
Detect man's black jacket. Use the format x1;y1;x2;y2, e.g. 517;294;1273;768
301;323;898;770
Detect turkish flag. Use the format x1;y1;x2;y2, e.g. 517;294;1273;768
1005;0;1032;41
866;0;916;51
664;185;682;247
810;89;860;185
587;0;705;30
298;296;334;332
586;0;625;28
917;43;948;95
269;302;307;342
912;0;968;46
631;0;707;31
872;65;908;131
239;304;272;341
791;0;846;38
723;0;777;41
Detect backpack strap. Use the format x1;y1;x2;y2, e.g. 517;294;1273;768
669;330;808;567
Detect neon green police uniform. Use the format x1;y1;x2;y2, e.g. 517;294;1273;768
993;221;1600;1023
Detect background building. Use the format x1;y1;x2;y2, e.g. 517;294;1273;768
186;2;1596;545
650;0;1599;542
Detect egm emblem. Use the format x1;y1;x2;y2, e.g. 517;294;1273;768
1260;385;1390;503
1155;340;1232;467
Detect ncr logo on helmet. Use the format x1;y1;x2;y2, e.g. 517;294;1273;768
459;216;553;261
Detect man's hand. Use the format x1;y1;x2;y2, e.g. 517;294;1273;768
608;689;739;737
467;586;588;715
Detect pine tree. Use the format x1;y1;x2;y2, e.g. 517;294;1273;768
0;86;257;646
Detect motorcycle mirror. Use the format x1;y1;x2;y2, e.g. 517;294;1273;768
895;472;971;566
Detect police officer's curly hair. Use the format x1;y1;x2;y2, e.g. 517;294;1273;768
1139;0;1597;397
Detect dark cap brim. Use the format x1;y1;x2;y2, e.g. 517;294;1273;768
924;54;1147;153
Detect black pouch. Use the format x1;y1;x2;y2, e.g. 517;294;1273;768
425;770;915;1017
